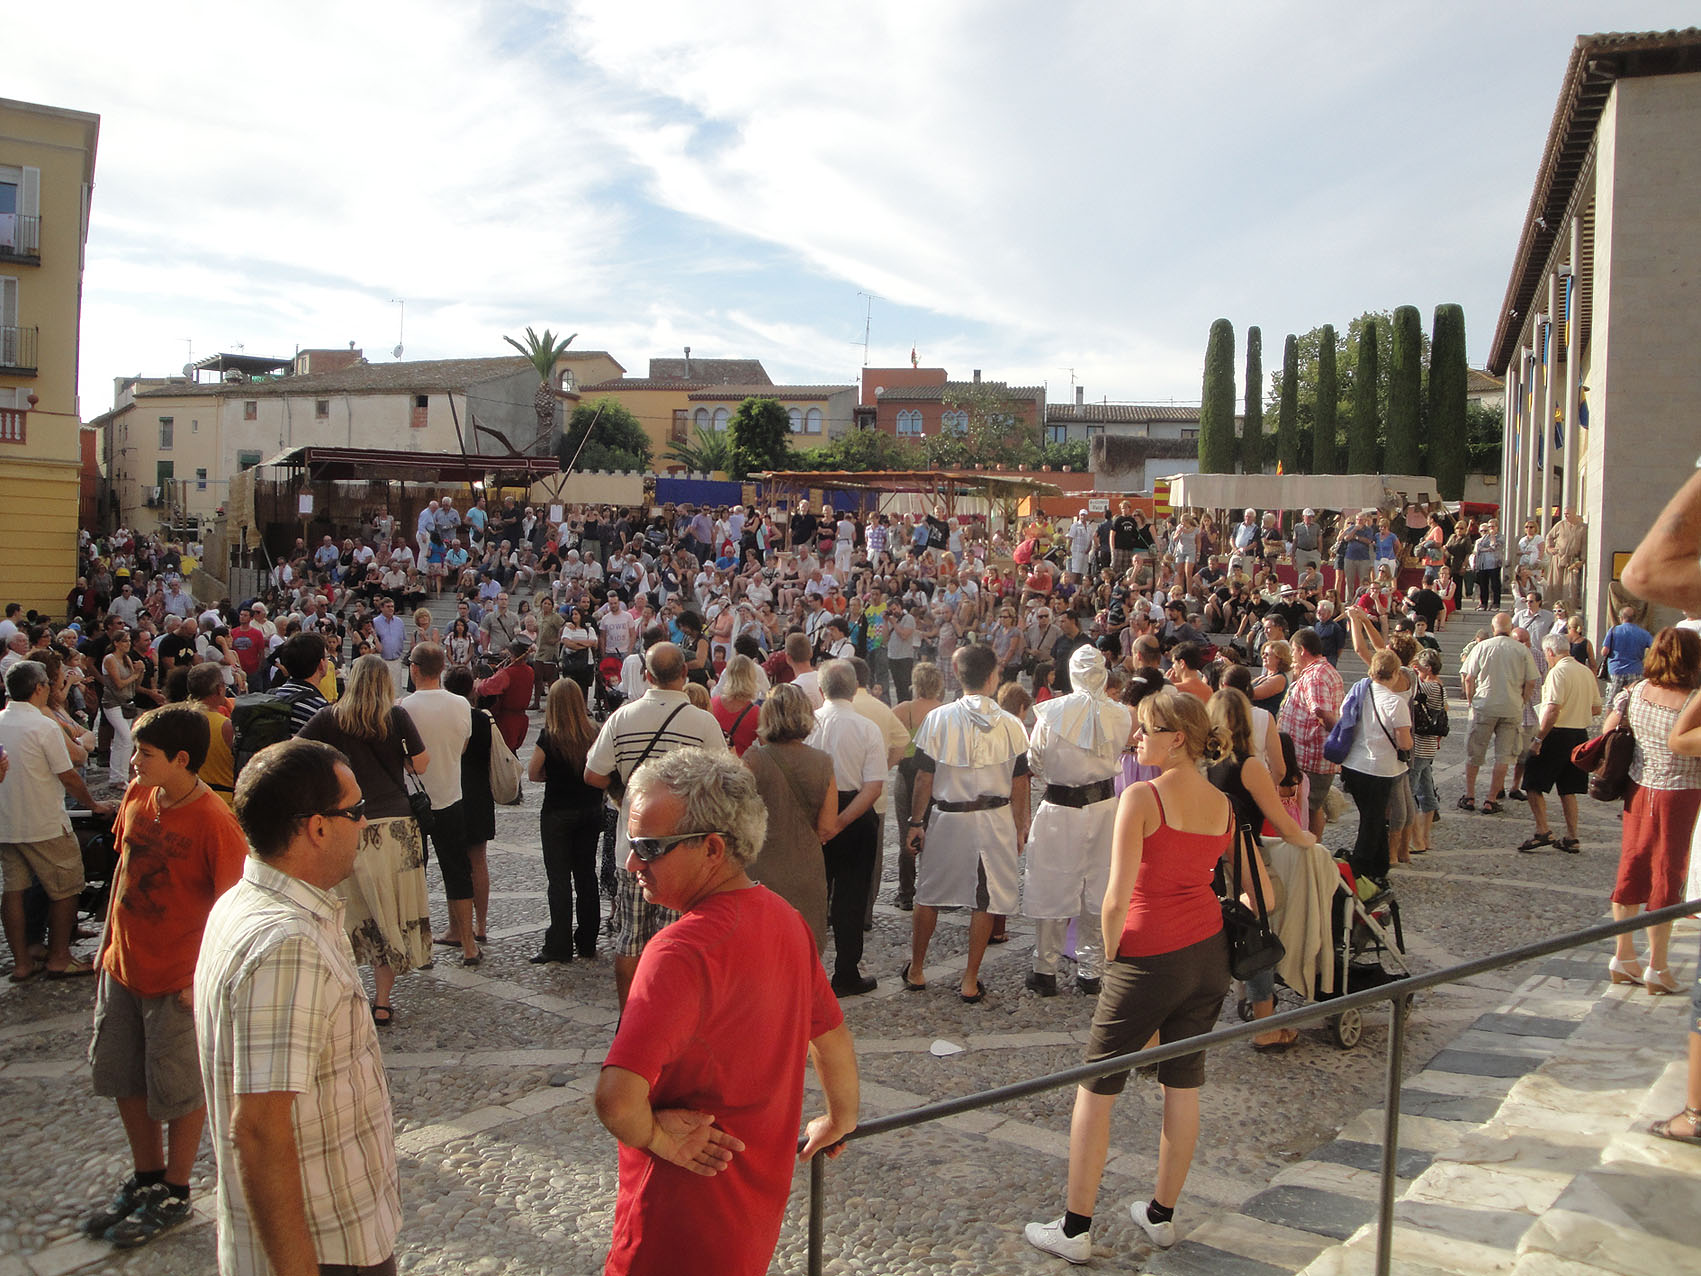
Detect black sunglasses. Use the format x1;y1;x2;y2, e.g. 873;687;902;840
628;831;713;863
308;800;367;823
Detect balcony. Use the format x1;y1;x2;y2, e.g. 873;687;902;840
0;214;40;264
0;325;38;376
0;407;24;445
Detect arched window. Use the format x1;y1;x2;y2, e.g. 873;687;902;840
788;407;804;433
896;409;923;436
805;407;823;434
694;407;710;431
713;407;730;432
942;409;969;435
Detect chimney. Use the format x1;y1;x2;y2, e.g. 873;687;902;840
1075;386;1084;405
972;369;981;383
683;346;692;378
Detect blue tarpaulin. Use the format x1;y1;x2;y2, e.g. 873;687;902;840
654;477;743;508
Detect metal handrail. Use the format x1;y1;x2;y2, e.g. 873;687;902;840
805;898;1699;1276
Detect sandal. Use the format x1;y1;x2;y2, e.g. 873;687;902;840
1557;837;1581;854
1481;800;1503;815
7;967;38;984
900;961;926;992
1252;1029;1300;1053
1649;1106;1701;1146
1456;796;1476;811
44;956;97;979
1645;966;1680;996
959;982;986;1004
1517;832;1554;852
372;1005;394;1026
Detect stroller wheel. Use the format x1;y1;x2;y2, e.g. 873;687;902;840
1332;1009;1363;1050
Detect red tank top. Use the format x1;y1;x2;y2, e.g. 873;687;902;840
1118;784;1231;959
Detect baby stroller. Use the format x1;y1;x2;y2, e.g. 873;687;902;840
595;656;626;719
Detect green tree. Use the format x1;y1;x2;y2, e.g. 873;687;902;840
1385;306;1423;473
791;426;919;472
727;397;793;480
666;424;735;474
1039;440;1090;472
558;397;652;473
1428;303;1470;498
1268;311;1418;455
1313;324;1338;473
922;382;1042;470
1199;318;1236;473
1348;318;1380;473
502;325;577;451
1277;334;1300;473
1242;326;1263;474
1464;401;1503;479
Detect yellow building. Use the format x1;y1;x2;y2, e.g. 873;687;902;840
0;97;99;614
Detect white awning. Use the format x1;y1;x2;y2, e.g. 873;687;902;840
1162;473;1441;513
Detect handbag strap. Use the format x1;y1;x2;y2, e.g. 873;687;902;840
624;703;688;784
1368;686;1401;752
1233;823;1274;930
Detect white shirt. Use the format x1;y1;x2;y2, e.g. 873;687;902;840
619;652;647;702
397;689;471;807
791;669;823;708
586;689;727;853
808;700;888;792
1344;681;1412;777
0;701;75;841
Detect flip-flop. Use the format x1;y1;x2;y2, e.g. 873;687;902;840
959;982;986;1004
433;938;461;947
7;968;38;984
44;957;97;979
900;961;926;992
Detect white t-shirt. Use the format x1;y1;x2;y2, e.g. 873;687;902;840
1344;681;1412;778
397;688;471;808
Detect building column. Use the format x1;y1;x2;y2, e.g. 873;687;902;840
1539;275;1558;535
1562;222;1582;517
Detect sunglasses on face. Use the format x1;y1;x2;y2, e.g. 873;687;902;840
310;800;367;822
629;831;713;863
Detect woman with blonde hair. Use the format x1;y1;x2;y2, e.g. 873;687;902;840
1027;689;1270;1263
741;683;836;949
711;653;763;756
526;677;604;963
298;653;432;1024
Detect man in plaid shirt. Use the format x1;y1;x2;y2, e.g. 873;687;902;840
1278;628;1346;838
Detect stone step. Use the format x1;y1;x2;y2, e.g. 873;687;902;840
1145;920;1700;1276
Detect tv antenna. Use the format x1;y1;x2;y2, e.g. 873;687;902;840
857;292;879;367
390;299;405;359
1060;367;1076;398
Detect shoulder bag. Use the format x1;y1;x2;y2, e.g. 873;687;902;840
1219;823;1285;980
1370;686;1413;765
1572;691;1637;803
487;711;524;806
403;760;435;834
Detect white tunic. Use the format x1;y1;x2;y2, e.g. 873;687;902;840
1021;693;1131;920
913;696;1029;914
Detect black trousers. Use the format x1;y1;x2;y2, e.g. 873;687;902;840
1342;768;1395;880
539;806;601;957
824;792;876;981
888;657;915;704
1475;567;1501;610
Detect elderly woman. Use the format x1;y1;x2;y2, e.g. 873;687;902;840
1604;628;1701;993
740;683;835;950
1338;648;1414;884
711;653;763;756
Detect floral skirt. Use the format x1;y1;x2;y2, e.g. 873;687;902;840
339;815;433;972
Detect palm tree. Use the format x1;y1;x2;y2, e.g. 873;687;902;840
502;326;577;452
666;424;735;474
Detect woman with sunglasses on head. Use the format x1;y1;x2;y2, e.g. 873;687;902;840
297;653;432;1025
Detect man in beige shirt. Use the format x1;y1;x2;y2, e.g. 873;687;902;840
848;657;908;925
1519;632;1602;853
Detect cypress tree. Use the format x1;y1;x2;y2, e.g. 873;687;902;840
1199;318;1236;473
1348;319;1381;473
1312;324;1338;473
1277;334;1299;474
1241;326;1263;474
1385;305;1422;473
1428;303;1469;499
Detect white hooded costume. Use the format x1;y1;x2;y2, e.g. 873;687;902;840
1022;645;1132;980
912;691;1030;915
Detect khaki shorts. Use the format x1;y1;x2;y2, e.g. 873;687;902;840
1465;713;1521;768
0;833;84;900
89;971;206;1122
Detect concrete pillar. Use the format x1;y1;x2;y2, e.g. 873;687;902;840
1539;275;1558;535
1522;344;1540;536
1562;222;1582;518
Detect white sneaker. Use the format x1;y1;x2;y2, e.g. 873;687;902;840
1024;1216;1091;1264
1130;1200;1176;1248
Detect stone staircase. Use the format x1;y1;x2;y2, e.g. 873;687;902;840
1143;918;1701;1276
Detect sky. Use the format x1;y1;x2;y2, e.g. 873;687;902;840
11;0;1696;417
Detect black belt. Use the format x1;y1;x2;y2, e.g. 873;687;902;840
1042;779;1116;808
934;795;1011;813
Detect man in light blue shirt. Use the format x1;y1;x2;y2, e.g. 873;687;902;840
372;597;407;661
1600;607;1654;700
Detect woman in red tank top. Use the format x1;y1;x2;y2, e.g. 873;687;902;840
1026;688;1270;1265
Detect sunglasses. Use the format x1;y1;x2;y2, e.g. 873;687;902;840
1132;724;1177;737
311;800;367;822
629;831;713;862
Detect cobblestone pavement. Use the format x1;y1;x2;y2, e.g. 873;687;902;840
2;639;1690;1274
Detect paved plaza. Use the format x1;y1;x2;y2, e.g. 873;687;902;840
3;632;1698;1274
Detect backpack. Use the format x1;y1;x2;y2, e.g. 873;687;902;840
231;684;318;774
1322;679;1369;765
1411;681;1449;738
486;713;524;805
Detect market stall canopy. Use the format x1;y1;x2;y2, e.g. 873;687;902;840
256;446;559;484
1162;473;1441;513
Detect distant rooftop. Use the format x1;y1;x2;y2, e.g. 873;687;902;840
132;355;538;398
1046;403;1201;424
648;357;772;385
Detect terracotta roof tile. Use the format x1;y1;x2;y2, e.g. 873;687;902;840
647;357;772;385
1046;403;1201;424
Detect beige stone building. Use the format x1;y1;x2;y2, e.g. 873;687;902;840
1488;29;1701;630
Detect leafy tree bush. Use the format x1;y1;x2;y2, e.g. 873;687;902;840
728;397;793;480
558;397;651;473
666;425;735;474
1200;319;1236;473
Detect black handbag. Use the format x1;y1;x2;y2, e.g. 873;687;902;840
404;764;435;835
1220;824;1285;980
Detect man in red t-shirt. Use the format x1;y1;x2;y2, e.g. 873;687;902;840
595;747;859;1276
81;704;249;1250
228;606;265;682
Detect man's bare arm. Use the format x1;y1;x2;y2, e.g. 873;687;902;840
232;1092;318;1276
1622;469;1701;611
800;1023;859;1160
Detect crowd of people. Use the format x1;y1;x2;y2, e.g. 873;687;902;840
3;478;1699;1273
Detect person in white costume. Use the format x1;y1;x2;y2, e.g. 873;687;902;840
1022;645;1132;997
903;643;1031;1002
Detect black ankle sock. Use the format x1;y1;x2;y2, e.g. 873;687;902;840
134;1170;165;1188
165;1181;190;1200
1146;1200;1174;1224
1061;1210;1092;1238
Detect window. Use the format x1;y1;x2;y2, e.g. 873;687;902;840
0;165;40;259
196;467;207;491
238;450;262;470
156;460;174;485
1044;423;1068;445
159;417;174;450
942;409;969;436
411;395;428;429
315;399;330;419
243;400;257;420
671;409;688;442
896;409;923;436
788;407;804;433
1180;427;1200;441
805;407;823;435
693;407;710;431
712;407;730;432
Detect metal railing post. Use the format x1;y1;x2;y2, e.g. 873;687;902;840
808;1153;824;1276
1375;993;1408;1276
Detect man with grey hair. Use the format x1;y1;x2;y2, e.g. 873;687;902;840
806;661;887;996
595;746;859;1276
1519;630;1601;853
0;661;115;980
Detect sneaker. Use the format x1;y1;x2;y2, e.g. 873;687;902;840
81;1175;148;1237
1024;1216;1091;1264
1130;1200;1176;1248
1025;970;1059;997
105;1185;191;1248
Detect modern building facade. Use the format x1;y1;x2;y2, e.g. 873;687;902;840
0;96;99;613
1488;29;1701;629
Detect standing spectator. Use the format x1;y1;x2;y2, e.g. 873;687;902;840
1458;614;1539;814
99;627;144;782
709;654;762;757
1289;508;1323;573
474;640;535;752
884;602;918;704
444;666;497;951
593;747;858;1276
1519;632;1600;854
81;705;247;1248
1408;650;1447;853
1278;628;1347;838
1601;605;1656;701
372;596;407;689
196;738;401;1276
399;643;478;966
1339;649;1414;883
1336;511;1377;601
1;661;115;980
1109;501;1140;579
1472;519;1505;611
1312;598;1349;666
744;684;835;952
527;678;604;964
186;664;238;808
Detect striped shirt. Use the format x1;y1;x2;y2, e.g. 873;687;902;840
195;858;400;1276
586;689;727;853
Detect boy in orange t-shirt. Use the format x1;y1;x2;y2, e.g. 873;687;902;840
83;704;249;1250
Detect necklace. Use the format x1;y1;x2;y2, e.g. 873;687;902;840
154;780;203;823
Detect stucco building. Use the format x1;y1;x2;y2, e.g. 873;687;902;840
859;366;1044;441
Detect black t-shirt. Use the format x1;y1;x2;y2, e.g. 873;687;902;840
156;633;194;670
925;515;950;550
1051;632;1092;692
1408;588;1444;628
790;512;818;546
1111;516;1139;549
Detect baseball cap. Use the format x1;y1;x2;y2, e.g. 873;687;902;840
1302;508;1316;517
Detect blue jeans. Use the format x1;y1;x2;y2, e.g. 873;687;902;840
1410;754;1439;814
